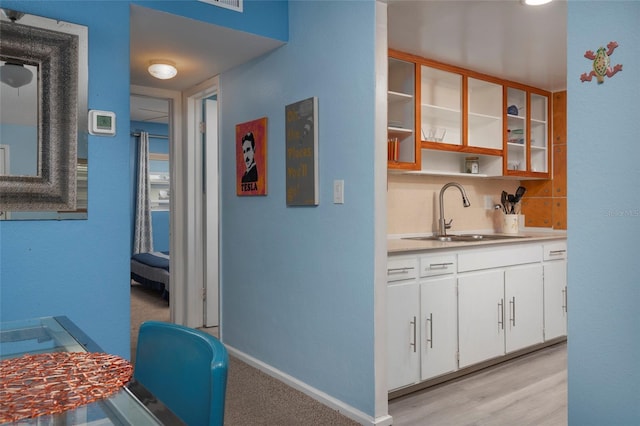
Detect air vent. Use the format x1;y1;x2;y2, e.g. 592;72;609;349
198;0;243;12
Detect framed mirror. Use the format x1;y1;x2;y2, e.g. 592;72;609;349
0;8;88;220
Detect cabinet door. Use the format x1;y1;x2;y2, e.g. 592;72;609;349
420;65;462;146
504;264;544;353
543;260;567;340
420;277;457;380
387;281;420;390
388;55;417;170
467;77;503;150
458;270;505;368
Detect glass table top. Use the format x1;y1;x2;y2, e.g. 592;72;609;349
0;316;183;425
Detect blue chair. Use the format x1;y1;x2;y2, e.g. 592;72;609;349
134;321;228;426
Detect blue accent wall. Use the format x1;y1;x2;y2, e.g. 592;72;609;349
219;0;377;415
0;0;288;361
567;2;640;424
0;1;132;358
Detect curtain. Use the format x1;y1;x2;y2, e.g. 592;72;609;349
133;131;154;254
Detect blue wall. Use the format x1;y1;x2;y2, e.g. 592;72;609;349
567;2;640;424
219;0;377;415
0;1;132;358
130;121;170;253
0;0;288;359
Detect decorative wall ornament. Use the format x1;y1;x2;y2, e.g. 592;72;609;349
285;97;319;207
235;117;267;196
580;41;623;84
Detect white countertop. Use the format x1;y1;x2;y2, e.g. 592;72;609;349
388;230;567;254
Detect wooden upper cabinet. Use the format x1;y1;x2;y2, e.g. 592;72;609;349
387;50;551;179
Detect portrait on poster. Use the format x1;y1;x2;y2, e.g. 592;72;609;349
235;117;267;196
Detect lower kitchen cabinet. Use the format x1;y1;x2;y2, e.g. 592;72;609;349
504;264;544;352
458;265;543;368
543;242;568;340
458;270;505;368
420;276;457;380
387;239;564;393
387;281;420;390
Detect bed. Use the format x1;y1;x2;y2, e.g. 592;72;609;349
130;251;170;301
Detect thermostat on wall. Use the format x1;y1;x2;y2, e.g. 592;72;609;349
88;110;116;136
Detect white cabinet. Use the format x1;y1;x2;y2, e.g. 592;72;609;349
543;242;568;340
419;254;457;380
458;270;505;368
387;257;420;390
388;239;565;392
504;264;544;352
457;244;543;368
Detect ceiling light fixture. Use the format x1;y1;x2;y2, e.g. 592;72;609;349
148;60;177;80
0;62;33;88
522;0;553;5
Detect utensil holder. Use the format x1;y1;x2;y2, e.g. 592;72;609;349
502;214;519;234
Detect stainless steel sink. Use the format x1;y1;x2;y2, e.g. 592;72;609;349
403;234;531;242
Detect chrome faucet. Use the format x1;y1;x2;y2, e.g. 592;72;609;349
438;182;471;236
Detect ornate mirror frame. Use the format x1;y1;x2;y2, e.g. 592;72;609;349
0;9;88;218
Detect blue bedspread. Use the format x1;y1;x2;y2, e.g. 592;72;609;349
131;251;169;271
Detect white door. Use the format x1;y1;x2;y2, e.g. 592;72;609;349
504;264;544;353
420;276;457;380
458;270;505;368
543;261;567;340
387;281;420;390
203;96;219;327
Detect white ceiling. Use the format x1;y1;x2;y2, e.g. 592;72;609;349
130;1;567;123
387;0;567;92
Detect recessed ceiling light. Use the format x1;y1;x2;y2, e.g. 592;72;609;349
522;0;553;5
148;60;177;80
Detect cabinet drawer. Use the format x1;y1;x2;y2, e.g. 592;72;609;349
543;242;567;261
419;254;457;277
458;244;541;272
387;257;418;282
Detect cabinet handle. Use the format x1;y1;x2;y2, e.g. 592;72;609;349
509;296;516;326
548;250;566;256
426;313;433;349
428;262;454;270
387;267;414;275
562;287;568;313
498;299;504;330
410;316;417;353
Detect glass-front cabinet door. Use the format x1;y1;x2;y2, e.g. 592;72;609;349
388;55;417;169
420;65;462;147
529;92;549;174
467;77;503;150
506;87;527;173
505;86;550;177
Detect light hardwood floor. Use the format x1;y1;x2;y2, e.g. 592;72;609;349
388;342;567;426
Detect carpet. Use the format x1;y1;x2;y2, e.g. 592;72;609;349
130;283;359;425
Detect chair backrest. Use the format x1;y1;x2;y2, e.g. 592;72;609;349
134;321;228;426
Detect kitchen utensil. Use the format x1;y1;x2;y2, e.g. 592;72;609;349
514;186;526;203
507;194;517;214
501;191;508;214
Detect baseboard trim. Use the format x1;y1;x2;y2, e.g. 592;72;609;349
226;345;393;426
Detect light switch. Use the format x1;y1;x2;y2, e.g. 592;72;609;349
333;180;344;204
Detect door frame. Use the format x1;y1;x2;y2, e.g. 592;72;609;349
180;76;220;328
130;84;182;323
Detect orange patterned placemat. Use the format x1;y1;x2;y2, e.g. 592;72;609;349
0;352;133;423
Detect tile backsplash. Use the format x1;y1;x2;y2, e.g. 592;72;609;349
387;174;522;235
